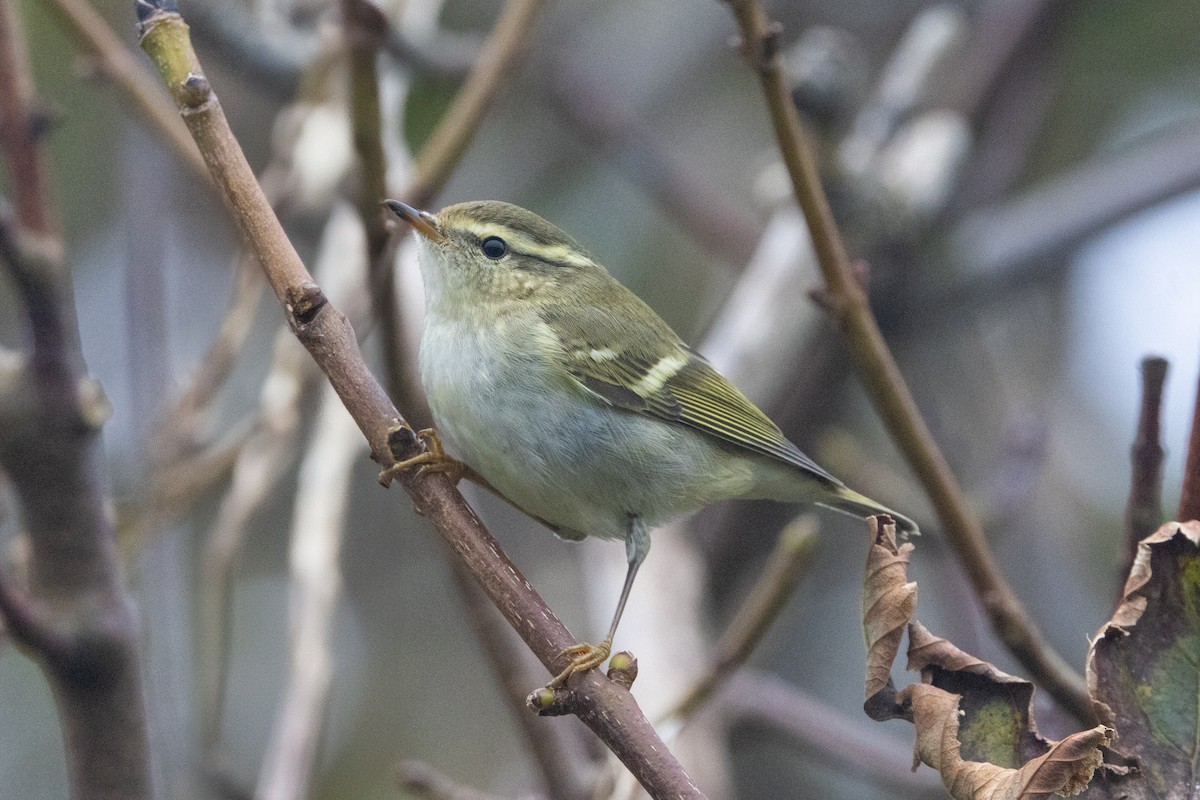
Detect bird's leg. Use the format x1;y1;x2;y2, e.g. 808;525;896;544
377;428;466;486
548;515;649;688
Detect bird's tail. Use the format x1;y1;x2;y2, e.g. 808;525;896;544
818;486;919;536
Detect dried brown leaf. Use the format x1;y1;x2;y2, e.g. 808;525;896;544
862;517;918;720
1085;520;1200;799
908;622;1047;766
908;684;1110;800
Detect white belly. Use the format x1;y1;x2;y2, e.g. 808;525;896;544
419;315;760;541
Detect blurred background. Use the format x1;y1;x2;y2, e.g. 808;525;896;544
1;0;1198;797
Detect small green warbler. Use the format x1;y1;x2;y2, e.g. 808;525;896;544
384;199;917;688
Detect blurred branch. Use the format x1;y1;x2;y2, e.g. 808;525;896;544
151;253;264;453
663;518;818;724
186;0;484;94
44;0;210;188
198;328;315;749
341;0;404;400
137;7;706;797
1180;365;1200;522
945;124;1200;304
183;0;311;97
723;0;1095;726
405;0;551;208
398;759;540;800
0;3;152;795
942;0;1069;118
1124;357;1168;581
256;385;361;800
721;670;945;798
449;559;597;800
0;5;55;239
546;78;760;267
383;27;481;80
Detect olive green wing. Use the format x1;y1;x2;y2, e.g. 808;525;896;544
544;305;840;484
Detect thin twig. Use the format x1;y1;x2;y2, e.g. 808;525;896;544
1123;356;1168;583
722;0;1094;725
663;517;818;723
405;0;551;208
153;253;265;458
44;0;210;188
137;8;704;797
1180;365;1200;522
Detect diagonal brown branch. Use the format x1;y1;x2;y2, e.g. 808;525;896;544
136;6;703;797
722;0;1094;726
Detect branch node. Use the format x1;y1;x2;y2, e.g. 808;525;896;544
134;0;176;25
76;376;112;432
606;651;638;689
526;685;571;716
759;21;784;64
286;282;326;325
179;72;212;111
27;102;58;142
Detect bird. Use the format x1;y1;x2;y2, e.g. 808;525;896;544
383;199;917;688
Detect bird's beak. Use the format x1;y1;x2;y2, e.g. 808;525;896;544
384;199;448;244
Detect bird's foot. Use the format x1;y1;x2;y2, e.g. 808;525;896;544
377;428;465;486
546;637;613;689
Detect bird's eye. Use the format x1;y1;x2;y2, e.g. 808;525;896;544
481;236;508;260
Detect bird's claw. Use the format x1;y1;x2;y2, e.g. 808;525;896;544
546;638;613;689
378;428;465;486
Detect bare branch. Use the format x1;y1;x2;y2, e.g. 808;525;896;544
1124;357;1168;581
722;0;1094;725
197;328;315;749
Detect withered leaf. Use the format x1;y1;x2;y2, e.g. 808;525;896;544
1086;520;1200;799
908;683;1110;800
862;516;918;720
908;622;1048;767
